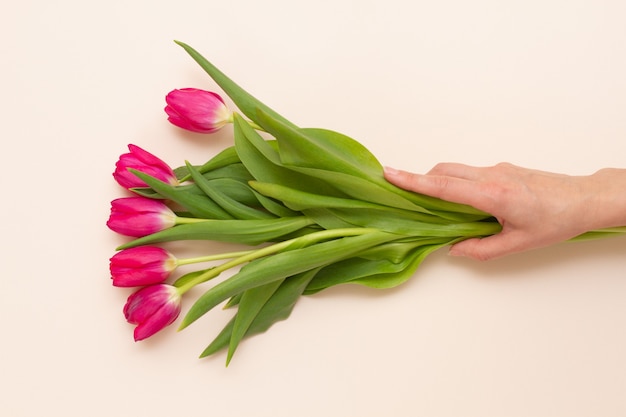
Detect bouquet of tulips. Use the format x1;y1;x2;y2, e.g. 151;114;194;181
107;41;623;365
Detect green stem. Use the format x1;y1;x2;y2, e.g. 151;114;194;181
571;226;626;241
176;227;378;295
175;250;257;266
174;216;213;225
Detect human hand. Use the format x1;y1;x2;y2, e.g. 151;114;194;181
384;163;626;260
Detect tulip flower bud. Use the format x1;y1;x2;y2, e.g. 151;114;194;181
113;144;178;190
110;246;177;287
165;88;232;133
107;197;176;237
124;284;182;341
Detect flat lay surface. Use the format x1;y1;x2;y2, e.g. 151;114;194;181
2;1;625;416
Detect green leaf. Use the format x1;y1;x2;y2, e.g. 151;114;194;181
301;208;357;230
205;178;259;207
226;279;285;365
130;169;233;220
256;110;382;179
326;207;502;237
279;165;434;213
355;237;451;262
233;114;342;197
249;180;444;223
303;240;450;293
199;163;254;183
129;187;165;199
175;40;297;130
200;269;317;359
179;231;399;330
250;190;301;218
116;216;315;249
185;162;275;220
352;243;446;289
223;293;242;309
174;145;241;180
196;145;242;174
130;182;216;200
173;268;215;288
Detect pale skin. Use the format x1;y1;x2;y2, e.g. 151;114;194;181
384;163;626;261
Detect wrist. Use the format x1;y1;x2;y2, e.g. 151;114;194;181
583;168;626;231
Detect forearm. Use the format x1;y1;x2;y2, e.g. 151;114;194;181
583;168;626;231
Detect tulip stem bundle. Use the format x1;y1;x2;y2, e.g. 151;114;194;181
107;41;626;365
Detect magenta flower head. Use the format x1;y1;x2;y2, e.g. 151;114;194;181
124;284;182;341
107;197;176;237
110;246;177;287
113;144;178;190
165;88;232;134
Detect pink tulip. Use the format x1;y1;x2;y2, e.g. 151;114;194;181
107;197;176;237
113;144;178;189
124;284;182;341
110;247;177;287
165;88;232;134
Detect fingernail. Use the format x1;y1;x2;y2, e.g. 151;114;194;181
448;247;462;257
384;166;399;176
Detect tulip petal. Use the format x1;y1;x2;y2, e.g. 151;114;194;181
123;285;182;340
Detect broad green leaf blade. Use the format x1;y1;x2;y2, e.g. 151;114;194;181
249;180;373;211
304;257;408;293
326;207;502;237
301;128;383;175
173;268;215;288
306;238;444;294
128;187;164;199
226;279;285;365
116;216;315;249
175;40;297;130
185;162;275;220
281;165;434;213
196;145;242;174
200;163;254;183
351;243;447;289
174;145;242;180
233;114;343;197
200;269;318;358
356;237;451;262
224;293;242;309
130;182;215;200
130;169;233;220
206;178;259;207
180;231;399;329
301;208;357;230
250;180;445;223
250;190;301;218
257;111;382;179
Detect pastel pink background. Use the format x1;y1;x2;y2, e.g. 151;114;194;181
2;1;625;416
